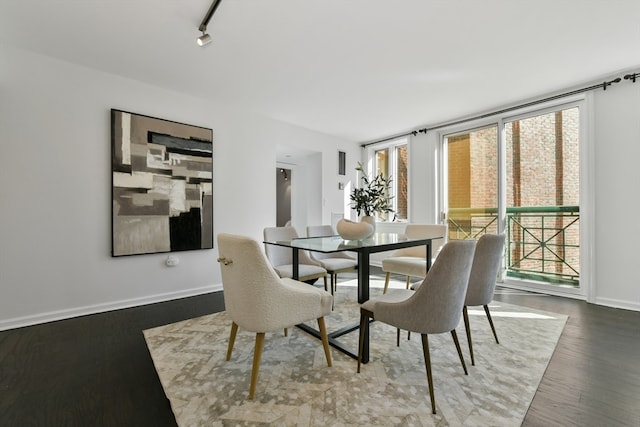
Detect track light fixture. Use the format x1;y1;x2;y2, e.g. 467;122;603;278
196;0;223;47
197;32;212;46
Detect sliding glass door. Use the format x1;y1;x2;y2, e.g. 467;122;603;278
504;107;580;287
441;102;584;296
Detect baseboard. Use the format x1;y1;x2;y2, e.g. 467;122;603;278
593;296;640;312
0;284;223;331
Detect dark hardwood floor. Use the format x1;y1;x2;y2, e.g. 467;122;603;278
493;287;640;427
1;272;638;426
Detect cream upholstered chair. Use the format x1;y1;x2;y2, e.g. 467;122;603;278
306;225;357;294
357;240;477;414
217;233;333;399
263;226;328;289
381;224;447;293
462;233;505;366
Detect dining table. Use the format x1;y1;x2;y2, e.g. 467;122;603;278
264;231;439;363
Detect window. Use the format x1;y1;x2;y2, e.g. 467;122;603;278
372;138;408;221
440;100;584;294
504;107;580;286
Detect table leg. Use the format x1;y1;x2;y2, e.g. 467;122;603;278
292;248;299;280
357;250;370;363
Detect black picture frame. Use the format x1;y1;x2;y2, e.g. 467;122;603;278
338;151;346;175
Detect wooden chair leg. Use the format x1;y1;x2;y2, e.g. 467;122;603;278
284;328;288;337
451;329;468;375
357;309;370;373
421;334;436;414
383;272;391;294
405;275;411;289
248;332;265;400
484;305;499;344
226;322;238;361
317;317;332;367
396;328;401;347
463;306;475;366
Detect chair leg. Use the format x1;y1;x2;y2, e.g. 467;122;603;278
484;305;499;344
396;328;400;347
463;306;475;366
317;317;332;367
249;332;265;400
451;329;468;375
333;273;338;292
420;334;436;414
284;328;288;337
405;275;411;289
357;309;370;373
226;322;238;361
323;275;329;292
383;272;391;294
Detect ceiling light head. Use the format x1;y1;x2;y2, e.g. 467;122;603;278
197;32;212;47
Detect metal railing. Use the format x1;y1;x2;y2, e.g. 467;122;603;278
447;206;580;287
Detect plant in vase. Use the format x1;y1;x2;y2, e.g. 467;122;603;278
337;162;394;240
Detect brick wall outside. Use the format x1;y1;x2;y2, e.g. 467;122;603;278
448;107;580;281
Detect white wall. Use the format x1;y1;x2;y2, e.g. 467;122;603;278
592;79;640;310
0;46;360;330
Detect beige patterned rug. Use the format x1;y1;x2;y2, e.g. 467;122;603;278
144;279;567;426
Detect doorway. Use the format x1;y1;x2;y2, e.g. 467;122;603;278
276;167;291;226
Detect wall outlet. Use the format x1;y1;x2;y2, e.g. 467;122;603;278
165;255;179;267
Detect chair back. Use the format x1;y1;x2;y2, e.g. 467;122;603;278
393;224;447;258
307;225;354;261
465;234;505;307
263;226;318;267
217;233;285;331
377;240;476;334
307;225;335;238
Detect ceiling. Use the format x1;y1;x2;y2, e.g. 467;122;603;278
1;0;639;142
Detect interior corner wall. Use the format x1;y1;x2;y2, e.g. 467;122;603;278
0;46;359;330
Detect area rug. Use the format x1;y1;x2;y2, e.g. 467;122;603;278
144;279;567;426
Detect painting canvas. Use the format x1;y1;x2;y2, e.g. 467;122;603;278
111;109;213;256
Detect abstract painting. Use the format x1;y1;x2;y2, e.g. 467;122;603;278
111;109;213;256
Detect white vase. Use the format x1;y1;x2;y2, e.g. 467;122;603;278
360;215;376;235
336;219;374;240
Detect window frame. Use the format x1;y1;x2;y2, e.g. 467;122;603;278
365;137;409;222
436;94;592;300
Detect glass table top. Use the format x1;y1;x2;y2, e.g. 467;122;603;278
264;232;439;253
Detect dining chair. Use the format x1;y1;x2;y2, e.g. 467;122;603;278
306;225;357;294
217;233;333;399
357;239;476;414
381;224;447;293
263;226;328;289
462;233;506;366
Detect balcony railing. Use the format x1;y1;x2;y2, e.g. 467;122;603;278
447;206;580;287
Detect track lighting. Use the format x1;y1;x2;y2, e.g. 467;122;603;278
197;0;223;47
197;32;212;47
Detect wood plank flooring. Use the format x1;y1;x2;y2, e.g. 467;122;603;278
492;287;640;427
1;273;638;426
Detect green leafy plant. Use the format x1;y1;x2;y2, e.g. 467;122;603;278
350;162;394;217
